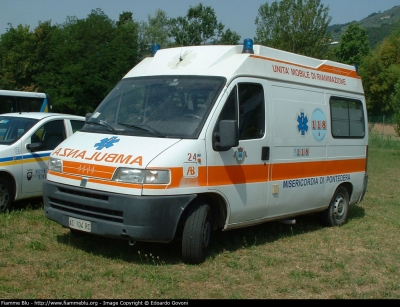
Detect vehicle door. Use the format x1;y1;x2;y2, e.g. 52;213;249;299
206;79;271;225
21;119;68;194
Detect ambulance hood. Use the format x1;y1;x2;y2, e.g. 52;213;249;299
53;132;180;169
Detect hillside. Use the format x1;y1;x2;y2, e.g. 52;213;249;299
327;5;400;49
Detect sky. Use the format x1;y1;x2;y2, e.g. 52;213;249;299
0;0;399;40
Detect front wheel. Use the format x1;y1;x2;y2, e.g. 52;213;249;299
0;178;13;213
320;186;349;227
182;202;212;264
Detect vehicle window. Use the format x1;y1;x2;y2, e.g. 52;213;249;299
71;120;85;133
330;97;365;138
238;83;265;140
38;120;66;150
215;83;265;140
0;96;14;113
16;96;44;112
83;76;226;139
0;117;38;143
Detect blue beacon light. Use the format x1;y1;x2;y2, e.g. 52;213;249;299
151;44;161;56
242;38;254;54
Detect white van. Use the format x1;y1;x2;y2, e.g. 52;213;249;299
0;112;85;212
43;39;368;264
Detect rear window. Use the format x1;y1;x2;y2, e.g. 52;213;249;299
330;97;365;138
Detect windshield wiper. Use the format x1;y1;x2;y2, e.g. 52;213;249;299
88;120;119;133
117;123;166;137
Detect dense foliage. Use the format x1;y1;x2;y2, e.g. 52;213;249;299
359;26;400;133
254;0;332;58
0;4;240;115
334;23;370;67
0;9;140;114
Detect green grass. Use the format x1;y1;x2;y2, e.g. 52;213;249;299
1;139;400;299
369;132;400;150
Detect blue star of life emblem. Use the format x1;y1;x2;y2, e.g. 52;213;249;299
94;136;120;150
297;112;308;136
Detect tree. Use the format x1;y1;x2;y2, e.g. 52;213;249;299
168;3;240;46
359;25;400;119
335;23;370;66
137;9;173;59
254;0;332;58
392;79;400;135
0;24;37;90
29;9;138;115
218;28;241;45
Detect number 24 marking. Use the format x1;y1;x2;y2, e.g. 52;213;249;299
188;153;197;161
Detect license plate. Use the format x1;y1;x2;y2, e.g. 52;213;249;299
69;217;91;232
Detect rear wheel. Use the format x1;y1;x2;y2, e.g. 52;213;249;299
182;202;212;264
0;178;13;213
321;186;349;227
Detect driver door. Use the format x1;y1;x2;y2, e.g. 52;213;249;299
21;119;66;194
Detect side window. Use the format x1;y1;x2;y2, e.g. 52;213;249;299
71;120;85;133
238;83;265;140
331;97;365;138
213;86;238;138
214;82;265;141
41;120;66;150
16;96;44;112
218;87;238;122
0;95;15;113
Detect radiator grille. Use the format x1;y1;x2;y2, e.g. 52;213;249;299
48;187;123;223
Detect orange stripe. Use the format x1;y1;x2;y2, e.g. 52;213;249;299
250;55;360;79
49;158;366;189
63;161;116;179
318;64;358;78
208;164;270;185
48;170;77;181
146;166;208;189
272;158;366;181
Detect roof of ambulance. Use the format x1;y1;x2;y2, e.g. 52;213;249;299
122;43;364;95
123;43;356;78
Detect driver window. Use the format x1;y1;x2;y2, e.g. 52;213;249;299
31;120;66;151
215;83;265;140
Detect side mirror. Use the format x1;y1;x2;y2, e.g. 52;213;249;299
85;113;92;122
27;142;44;152
213;120;239;151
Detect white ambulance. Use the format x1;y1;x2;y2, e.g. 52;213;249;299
0;112;85;212
43;39;368;264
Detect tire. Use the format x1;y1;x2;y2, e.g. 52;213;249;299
182;203;212;264
321;186;349;227
0;178;13;213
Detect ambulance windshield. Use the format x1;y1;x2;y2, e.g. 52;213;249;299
83;76;226;139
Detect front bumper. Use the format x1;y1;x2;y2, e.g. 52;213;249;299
43;180;196;243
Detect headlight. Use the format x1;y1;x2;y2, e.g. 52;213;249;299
113;168;170;184
49;157;62;172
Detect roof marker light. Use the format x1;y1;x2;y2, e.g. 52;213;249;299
242;38;254;54
354;64;359;75
151;44;160;57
